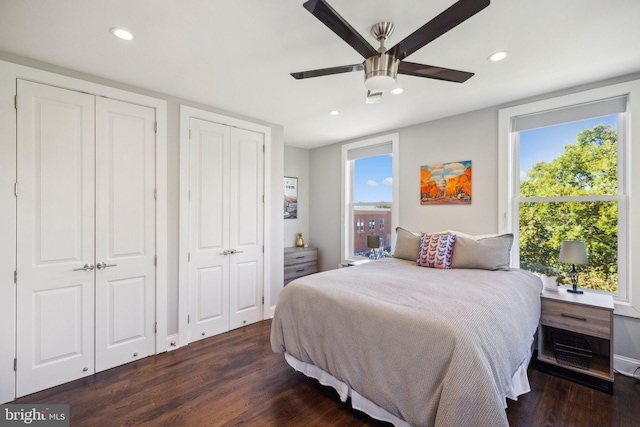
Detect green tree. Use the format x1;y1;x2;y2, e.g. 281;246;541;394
519;124;618;292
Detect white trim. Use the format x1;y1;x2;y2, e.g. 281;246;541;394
0;59;168;403
499;79;640;319
166;334;179;352
340;133;399;265
178;105;272;347
613;354;640;377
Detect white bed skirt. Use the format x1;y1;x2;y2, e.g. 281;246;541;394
284;346;533;427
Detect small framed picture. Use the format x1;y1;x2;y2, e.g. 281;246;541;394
284;177;298;219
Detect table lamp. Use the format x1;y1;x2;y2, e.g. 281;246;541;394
367;235;381;260
558;240;588;294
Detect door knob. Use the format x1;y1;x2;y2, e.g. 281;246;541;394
73;264;95;272
96;262;117;270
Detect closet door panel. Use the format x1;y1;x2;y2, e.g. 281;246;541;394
229;128;263;330
188;118;230;341
95;97;156;372
16;80;96;397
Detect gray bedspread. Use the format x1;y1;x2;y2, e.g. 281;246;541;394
271;258;542;427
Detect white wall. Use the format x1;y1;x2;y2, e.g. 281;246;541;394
0;51;284;347
283;146;310;248
309;143;343;271
308;72;640;363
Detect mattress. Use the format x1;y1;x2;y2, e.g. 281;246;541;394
271;258;542;426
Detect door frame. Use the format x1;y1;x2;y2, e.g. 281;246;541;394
178;105;272;348
0;59;168;403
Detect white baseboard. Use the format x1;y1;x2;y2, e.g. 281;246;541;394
614;354;640;377
267;305;276;319
166;333;180;352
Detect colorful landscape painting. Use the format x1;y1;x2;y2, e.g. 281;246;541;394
420;160;472;205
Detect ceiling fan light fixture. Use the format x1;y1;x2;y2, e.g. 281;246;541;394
329;110;340;116
364;53;399;92
390;87;404;95
365;75;396;92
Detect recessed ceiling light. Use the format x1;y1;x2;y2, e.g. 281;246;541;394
329;110;340;116
390;87;404;95
489;51;508;62
111;28;133;41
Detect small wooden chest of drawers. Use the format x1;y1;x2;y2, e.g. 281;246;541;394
537;288;614;391
284;246;318;286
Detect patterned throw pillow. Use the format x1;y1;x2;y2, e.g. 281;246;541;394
416;233;457;269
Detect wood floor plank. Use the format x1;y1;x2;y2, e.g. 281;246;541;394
12;320;640;426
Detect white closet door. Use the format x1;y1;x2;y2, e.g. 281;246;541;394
188;118;231;341
95;98;156;372
229;128;264;330
16;80;96;397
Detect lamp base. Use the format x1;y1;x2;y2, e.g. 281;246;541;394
566;288;584;294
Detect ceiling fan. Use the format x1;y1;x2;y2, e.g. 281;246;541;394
291;0;490;102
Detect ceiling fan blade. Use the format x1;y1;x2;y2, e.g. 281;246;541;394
398;61;474;83
389;0;490;61
291;63;364;80
303;0;378;59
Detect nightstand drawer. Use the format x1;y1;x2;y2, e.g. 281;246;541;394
284;262;317;283
284;249;318;265
541;299;611;339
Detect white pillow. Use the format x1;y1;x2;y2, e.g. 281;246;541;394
450;233;514;271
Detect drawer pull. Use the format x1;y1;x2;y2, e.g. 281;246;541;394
296;256;305;259
561;313;587;322
296;269;305;273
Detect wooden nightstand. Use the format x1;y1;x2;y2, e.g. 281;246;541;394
538;288;614;392
284;246;318;286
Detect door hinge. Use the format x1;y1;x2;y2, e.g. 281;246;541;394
14;358;17;371
187;315;190;324
262;144;265;152
154;322;157;333
154;256;157;266
262;245;264;253
188;191;191;201
14;182;18;197
154;122;158;133
188;252;190;262
262;296;264;305
262;195;264;203
14;95;17;110
14;270;17;284
189;129;192;140
154;189;157;200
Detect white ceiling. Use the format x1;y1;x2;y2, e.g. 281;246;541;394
1;0;639;149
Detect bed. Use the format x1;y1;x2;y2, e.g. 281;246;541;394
271;231;543;427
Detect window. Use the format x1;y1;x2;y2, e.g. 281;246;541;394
341;134;399;263
499;81;640;317
517;110;625;295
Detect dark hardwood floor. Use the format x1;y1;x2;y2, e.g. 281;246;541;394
13;320;640;426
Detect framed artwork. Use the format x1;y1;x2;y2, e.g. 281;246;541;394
284;176;298;219
420;160;472;205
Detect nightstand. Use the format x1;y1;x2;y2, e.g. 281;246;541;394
284;246;318;286
537;288;614;392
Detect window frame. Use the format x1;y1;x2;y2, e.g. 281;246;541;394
341;133;399;265
499;80;640;318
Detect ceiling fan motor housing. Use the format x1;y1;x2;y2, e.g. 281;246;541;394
364;52;400;91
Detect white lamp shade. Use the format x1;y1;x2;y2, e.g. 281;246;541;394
558;240;588;265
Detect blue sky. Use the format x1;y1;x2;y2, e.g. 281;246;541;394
519;114;618;178
354;154;392;202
